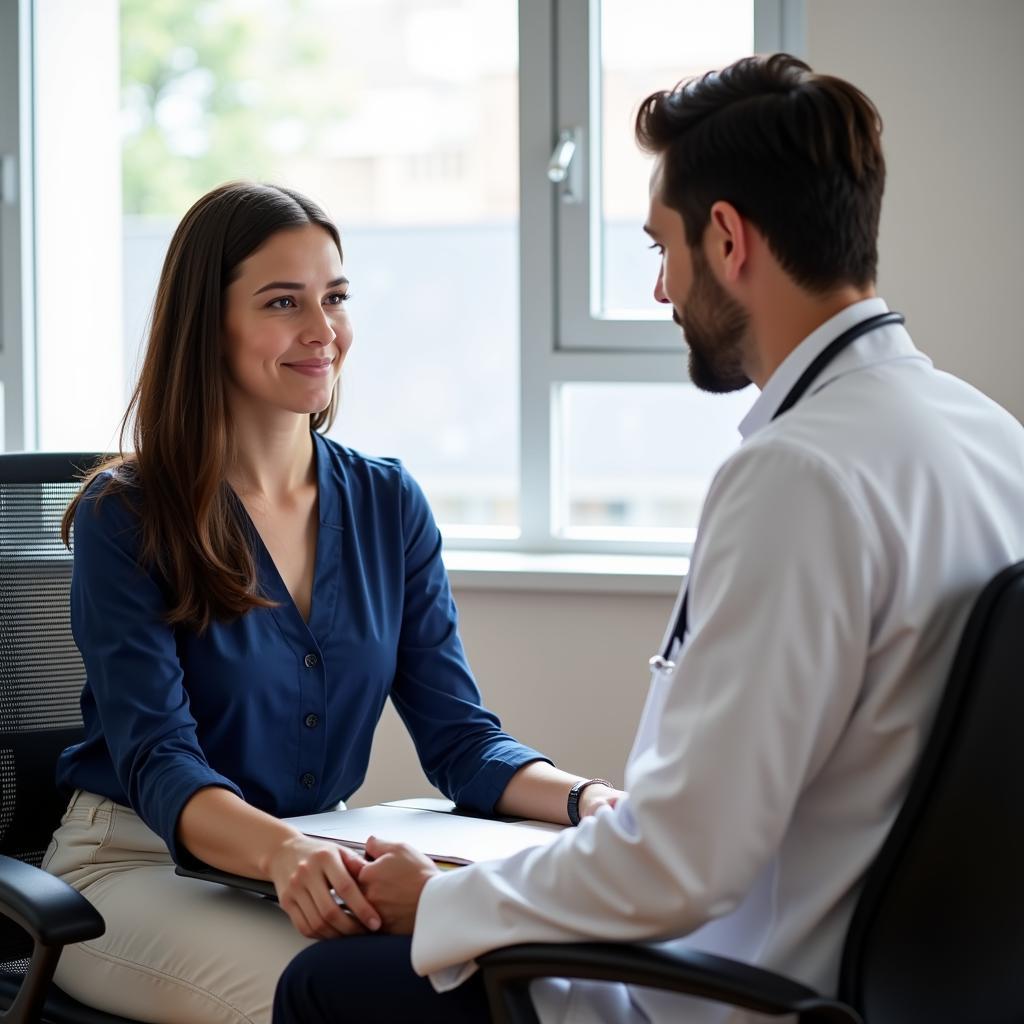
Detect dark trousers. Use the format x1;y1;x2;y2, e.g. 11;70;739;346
273;934;492;1023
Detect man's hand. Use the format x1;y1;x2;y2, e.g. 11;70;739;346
268;834;380;938
358;836;441;934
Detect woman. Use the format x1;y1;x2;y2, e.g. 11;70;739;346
44;182;618;1024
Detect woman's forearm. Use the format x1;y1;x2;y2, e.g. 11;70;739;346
494;761;608;825
176;785;300;877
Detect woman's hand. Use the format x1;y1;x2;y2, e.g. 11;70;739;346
267;833;382;939
578;783;625;820
176;788;382;938
357;836;440;934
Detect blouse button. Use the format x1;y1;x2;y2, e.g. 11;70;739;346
304;653;319;668
304;713;320;729
301;772;316;789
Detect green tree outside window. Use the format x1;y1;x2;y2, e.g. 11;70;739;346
121;0;355;217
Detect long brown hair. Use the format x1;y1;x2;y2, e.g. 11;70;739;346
61;182;343;632
635;53;885;291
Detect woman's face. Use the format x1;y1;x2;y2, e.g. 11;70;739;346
222;223;352;420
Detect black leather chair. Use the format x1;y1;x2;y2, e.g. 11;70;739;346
479;560;1024;1024
0;452;141;1024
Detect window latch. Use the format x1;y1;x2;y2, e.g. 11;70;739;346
547;128;583;204
0;155;17;205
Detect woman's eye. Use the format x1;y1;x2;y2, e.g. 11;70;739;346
268;296;296;309
648;243;665;256
324;292;351;306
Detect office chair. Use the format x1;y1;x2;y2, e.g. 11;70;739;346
479;560;1024;1024
0;452;141;1024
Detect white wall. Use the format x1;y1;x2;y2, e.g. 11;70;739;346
350;587;675;805
809;0;1024;421
353;0;1024;806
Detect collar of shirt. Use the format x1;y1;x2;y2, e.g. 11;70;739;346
738;297;892;441
312;431;344;529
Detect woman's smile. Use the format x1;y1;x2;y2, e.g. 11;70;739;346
282;357;334;377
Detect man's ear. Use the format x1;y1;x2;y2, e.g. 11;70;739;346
707;201;748;283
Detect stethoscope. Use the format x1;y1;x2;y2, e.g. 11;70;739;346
648;310;906;675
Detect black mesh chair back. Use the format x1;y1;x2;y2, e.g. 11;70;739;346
839;560;1024;1022
0;452;99;964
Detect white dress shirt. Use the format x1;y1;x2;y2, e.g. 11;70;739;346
411;299;1024;1023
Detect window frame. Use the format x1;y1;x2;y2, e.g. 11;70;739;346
0;0;37;453
513;0;805;556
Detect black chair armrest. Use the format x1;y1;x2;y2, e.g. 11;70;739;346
0;855;105;1024
477;943;863;1024
0;854;104;947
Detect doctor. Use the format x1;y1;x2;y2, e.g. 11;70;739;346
274;53;1024;1023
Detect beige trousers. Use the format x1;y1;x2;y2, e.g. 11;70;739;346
42;790;315;1024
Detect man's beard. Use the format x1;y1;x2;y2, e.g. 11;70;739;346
677;248;751;394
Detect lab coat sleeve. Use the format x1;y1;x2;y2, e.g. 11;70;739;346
411;439;878;981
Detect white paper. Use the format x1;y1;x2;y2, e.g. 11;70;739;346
282;804;564;865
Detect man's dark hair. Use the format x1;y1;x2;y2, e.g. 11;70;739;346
635;53;885;291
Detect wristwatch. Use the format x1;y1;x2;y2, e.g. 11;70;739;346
567;778;614;826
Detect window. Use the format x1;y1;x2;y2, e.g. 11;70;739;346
30;0;519;532
559;383;757;543
554;0;756;349
2;0;803;557
518;0;801;553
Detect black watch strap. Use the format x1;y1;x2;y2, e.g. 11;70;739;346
567;778;613;826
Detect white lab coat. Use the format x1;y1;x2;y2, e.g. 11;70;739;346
411;299;1024;1023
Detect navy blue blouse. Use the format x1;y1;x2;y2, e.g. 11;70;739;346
56;433;547;862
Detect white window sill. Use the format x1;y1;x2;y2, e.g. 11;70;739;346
443;549;687;596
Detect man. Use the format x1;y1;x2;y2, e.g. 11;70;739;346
274;53;1024;1023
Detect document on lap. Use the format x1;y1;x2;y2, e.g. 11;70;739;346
173;800;564;897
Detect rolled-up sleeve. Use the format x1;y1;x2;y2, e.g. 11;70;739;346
388;467;549;813
70;482;242;862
